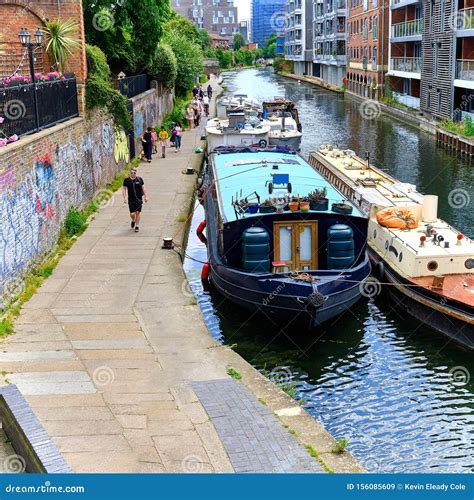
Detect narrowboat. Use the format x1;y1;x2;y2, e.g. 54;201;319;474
262;98;303;150
200;146;371;328
216;94;261;118
309;145;474;349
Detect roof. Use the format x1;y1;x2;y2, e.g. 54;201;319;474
210;150;364;223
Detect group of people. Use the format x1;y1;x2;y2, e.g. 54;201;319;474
127;77;214;233
141;123;183;162
186;83;212;129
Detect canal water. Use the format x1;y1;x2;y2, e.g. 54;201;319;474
183;67;474;473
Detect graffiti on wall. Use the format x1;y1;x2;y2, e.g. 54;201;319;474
114;130;130;164
134;111;143;138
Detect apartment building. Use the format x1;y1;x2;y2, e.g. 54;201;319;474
172;0;239;37
285;0;314;74
252;0;287;47
346;0;389;99
313;0;348;86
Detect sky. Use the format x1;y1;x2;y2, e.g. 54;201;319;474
235;0;251;21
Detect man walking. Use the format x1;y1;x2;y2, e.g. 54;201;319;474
207;83;213;99
122;168;147;232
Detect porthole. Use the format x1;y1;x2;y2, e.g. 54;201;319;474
373;229;377;239
385;240;389;250
427;260;438;272
465;258;474;270
399;252;403;263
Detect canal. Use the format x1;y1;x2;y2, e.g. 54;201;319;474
184;67;474;473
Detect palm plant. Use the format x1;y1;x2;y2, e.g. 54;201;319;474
42;18;80;73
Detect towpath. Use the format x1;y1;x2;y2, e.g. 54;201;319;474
0;77;362;473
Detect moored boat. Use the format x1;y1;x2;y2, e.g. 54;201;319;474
262;98;303;150
309;145;474;349
216;94;261;118
200;146;371;328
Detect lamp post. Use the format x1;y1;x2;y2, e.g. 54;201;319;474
18;27;44;131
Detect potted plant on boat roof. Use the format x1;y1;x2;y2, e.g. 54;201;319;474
259;198;277;213
299;196;310;212
332;200;353;215
307;187;328;211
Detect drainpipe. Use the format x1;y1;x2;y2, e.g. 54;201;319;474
381;0;386;98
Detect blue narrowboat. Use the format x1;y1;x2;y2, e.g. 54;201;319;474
200;146;371;327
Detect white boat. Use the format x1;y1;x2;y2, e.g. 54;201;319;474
264;112;303;150
216;94;261;118
206;112;270;151
309;145;474;349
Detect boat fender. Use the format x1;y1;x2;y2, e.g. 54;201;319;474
201;262;211;282
196;220;206;236
306;291;328;308
375;261;384;281
258;139;268;148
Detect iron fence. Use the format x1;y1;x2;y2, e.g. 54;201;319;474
0;76;79;137
114;74;150;99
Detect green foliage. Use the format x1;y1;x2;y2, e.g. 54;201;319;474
161;96;191;131
43;18;81;73
440;116;474;137
234;48;253;66
162;31;203;97
163;15;200;42
0;320;14;337
147;42;177;89
263;33;277;58
198;29;211;50
332;437;349;453
215;48;233;69
464;115;474;136
233;33;245;50
64;208;87;237
273;58;293;73
83;0;172;73
85;44;131;130
227;368;242;380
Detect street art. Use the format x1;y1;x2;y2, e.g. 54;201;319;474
102;122;114;155
134;111;143;138
114;129;129;164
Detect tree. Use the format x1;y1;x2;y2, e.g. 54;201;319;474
147;42;177;89
215;48;232;69
42;18;81;73
83;0;171;74
163;15;200;43
162;31;203;96
197;29;211;51
263;33;277;58
233;33;245;51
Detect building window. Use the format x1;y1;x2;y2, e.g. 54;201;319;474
372;16;378;40
437;90;441;114
440;0;445;31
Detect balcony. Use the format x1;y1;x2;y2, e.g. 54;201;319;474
390;56;421;73
391;19;422;39
455;7;474;33
391;0;421;9
456;60;474;81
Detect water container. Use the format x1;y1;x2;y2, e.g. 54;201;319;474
327;224;355;270
242;227;270;272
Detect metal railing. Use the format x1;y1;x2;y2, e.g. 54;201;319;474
456;59;474;80
0;76;78;137
391;56;421;73
456;7;474;29
391;19;422;38
113;74;150;99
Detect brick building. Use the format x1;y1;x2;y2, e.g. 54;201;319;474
346;0;389;99
172;0;239;38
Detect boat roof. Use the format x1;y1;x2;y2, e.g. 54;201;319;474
210;149;364;223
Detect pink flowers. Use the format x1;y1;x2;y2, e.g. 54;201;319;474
9;134;18;142
0;117;4;124
0;138;8;147
1;72;64;87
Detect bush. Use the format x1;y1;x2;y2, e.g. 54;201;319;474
464;115;474;136
161;97;190;131
147;42;177;89
64;208;86;237
85;44;131;130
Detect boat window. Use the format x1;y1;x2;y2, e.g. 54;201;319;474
279;226;293;261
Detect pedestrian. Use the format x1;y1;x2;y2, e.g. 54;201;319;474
192;85;199;97
199;85;204;99
203;94;209;116
122;167;147;233
186;104;194;129
151;128;158;154
158;125;169;158
207;83;213;99
193;101;201;127
141;127;153;163
174;122;182;152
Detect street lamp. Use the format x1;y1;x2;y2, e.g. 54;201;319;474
18;27;44;131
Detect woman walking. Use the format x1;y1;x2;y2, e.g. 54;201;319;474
174;122;182;152
158;126;169;158
186;104;194;129
151;128;158;154
141;127;153;163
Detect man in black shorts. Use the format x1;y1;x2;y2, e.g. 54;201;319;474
122;168;147;232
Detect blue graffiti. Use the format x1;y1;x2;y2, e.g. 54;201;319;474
134;111;143;137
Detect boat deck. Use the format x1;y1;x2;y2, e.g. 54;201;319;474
410;274;474;308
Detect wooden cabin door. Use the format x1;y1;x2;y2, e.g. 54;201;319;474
273;221;318;271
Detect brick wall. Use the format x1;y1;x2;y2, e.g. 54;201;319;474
0;113;130;301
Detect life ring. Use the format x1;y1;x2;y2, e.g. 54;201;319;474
196;220;206;236
201;262;211;282
258;139;268;148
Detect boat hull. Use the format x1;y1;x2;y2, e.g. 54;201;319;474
369;251;474;350
268;134;302;150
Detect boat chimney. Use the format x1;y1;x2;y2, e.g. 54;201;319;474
422;195;438;223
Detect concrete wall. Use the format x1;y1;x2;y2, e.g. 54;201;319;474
0;113;130;301
131;86;174;155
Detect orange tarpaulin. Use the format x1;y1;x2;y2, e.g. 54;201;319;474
376;207;419;230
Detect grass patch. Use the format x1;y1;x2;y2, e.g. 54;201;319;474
305;445;334;473
227;368;242;380
0;160;138;338
288;428;297;435
258;398;267;406
332;437;349;454
177;213;188;223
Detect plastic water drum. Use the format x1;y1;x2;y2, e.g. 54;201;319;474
327;224;355;270
242;227;270;272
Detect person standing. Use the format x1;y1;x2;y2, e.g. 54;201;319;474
202;94;209;116
192;85;199;97
186;104;194;129
158;126;169;158
174;122;182;152
199;85;204;99
151;128;158;154
122;168;147;233
141;127;153;163
207;84;213;99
